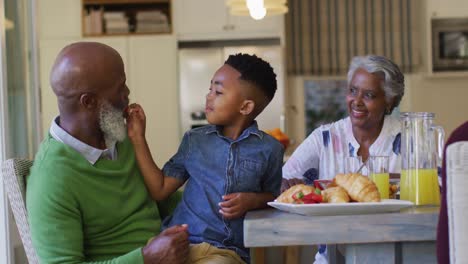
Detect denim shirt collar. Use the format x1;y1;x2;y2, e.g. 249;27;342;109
49;116;117;165
205;121;263;141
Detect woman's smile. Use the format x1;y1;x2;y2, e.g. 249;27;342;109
350;108;367;118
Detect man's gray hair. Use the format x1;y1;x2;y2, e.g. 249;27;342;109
347;55;405;113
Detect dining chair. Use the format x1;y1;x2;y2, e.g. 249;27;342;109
446;141;468;264
1;158;39;264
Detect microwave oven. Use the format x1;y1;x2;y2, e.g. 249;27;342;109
432;18;468;72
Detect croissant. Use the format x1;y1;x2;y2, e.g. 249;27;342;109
334;173;381;202
277;184;315;203
322;186;350;203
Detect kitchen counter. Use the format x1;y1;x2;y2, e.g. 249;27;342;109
244;206;439;263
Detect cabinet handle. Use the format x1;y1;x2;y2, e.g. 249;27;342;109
223;24;235;31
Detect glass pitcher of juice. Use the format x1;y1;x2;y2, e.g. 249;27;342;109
400;112;445;206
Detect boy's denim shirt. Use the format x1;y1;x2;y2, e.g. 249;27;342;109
161;122;284;262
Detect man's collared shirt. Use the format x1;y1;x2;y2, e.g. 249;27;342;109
49;116;117;164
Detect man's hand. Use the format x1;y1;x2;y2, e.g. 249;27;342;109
281;178;304;193
142;225;189;264
126;103;146;144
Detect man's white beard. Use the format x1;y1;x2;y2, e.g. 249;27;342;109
99;100;127;146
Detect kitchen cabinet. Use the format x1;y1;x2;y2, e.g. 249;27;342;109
128;35;180;164
173;0;283;41
81;0;172;36
38;0;82;39
426;0;468;18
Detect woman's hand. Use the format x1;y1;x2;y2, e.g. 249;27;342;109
126;103;146;143
281;178;305;193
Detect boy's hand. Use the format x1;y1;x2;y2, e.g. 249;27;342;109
126;103;146;143
218;193;256;220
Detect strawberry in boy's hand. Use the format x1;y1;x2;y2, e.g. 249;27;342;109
125;103;147;142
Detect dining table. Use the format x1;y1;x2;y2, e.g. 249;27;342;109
244;205;439;264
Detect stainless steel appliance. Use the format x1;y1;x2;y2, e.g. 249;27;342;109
432;18;468;72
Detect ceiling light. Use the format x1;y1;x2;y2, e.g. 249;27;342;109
226;0;288;20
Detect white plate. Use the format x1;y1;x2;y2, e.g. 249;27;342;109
267;199;413;216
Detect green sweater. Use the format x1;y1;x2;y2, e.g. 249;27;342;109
27;136;160;263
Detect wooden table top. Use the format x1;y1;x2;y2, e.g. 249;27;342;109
244;206;439;247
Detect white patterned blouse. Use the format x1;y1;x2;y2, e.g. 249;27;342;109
282;115;402;183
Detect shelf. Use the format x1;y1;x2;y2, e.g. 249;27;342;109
83;0;169;4
82;0;171;37
83;31;171;37
425;71;468;78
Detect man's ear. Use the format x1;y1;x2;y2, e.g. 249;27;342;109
79;93;98;110
240;100;255;116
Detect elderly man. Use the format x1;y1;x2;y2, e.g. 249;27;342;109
26;42;189;263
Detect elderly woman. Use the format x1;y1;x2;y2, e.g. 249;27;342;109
283;55;405;187
283;55;404;263
282;55;405;264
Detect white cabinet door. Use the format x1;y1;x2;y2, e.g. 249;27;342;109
427;0;468;18
128;35;180;165
174;0;228;40
38;0;81;39
227;14;284;39
174;0;283;41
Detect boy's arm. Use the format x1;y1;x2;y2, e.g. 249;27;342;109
132;136;183;201
127;104;183;201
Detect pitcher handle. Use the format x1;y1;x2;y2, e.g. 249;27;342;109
433;125;445;165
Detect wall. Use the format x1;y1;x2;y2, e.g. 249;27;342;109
407;75;468;136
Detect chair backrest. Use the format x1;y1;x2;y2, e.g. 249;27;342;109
1;158;39;264
446;141;468;264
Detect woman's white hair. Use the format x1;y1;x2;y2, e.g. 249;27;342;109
347;55;405;114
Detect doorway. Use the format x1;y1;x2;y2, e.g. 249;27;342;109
1;0;40;263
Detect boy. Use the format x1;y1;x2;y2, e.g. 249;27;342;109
126;53;284;263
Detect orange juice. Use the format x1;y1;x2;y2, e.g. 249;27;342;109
370;173;390;199
400;169;440;205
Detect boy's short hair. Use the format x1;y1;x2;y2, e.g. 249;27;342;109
224;53;277;102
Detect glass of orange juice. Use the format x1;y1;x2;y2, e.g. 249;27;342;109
369;156;390;199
